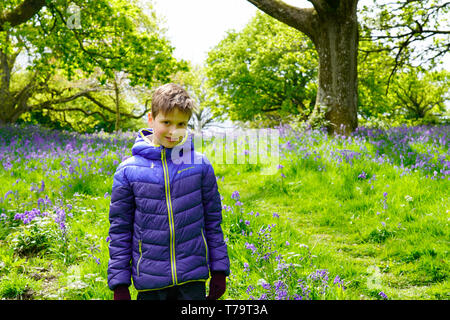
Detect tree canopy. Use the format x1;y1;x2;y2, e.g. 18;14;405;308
0;0;187;130
206;12;318;127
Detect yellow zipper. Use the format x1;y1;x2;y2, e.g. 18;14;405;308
201;229;209;265
137;240;143;277
162;148;177;285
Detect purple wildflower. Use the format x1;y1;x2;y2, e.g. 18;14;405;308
231;191;240;200
259;293;268;300
245;242;257;254
39;180;45;192
246;285;254;294
309;269;329;282
358;171;367;179
261;282;270;290
276;290;288;300
378;291;388;299
382;192;388;210
333;275;345;289
54;207;66;232
2;161;12;171
37;198;45;210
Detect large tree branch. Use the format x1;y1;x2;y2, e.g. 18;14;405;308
41;105;109;123
0;0;46;31
29;88;100;112
246;0;318;40
84;93;149;119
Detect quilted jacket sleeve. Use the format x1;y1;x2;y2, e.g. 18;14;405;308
202;160;230;276
107;164;135;290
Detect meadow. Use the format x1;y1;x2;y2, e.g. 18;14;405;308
0;123;448;300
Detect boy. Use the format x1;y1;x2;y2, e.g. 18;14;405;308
107;83;230;300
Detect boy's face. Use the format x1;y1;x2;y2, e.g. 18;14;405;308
148;108;190;148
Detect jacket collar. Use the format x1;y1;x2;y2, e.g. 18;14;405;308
131;128;193;161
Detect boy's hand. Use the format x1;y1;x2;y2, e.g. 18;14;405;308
114;285;131;300
206;272;226;300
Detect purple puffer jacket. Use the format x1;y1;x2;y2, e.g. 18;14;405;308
107;128;230;291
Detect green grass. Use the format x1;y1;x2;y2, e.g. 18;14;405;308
218;152;448;299
0;124;448;300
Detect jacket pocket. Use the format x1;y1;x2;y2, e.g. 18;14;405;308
201;229;209;265
136;240;143;277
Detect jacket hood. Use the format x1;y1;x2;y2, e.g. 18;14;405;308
131;128;195;161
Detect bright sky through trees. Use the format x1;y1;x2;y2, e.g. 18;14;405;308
151;0;449;70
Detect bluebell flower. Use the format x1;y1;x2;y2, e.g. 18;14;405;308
39;180;45;192
357;171;367;179
231;191;240;200
245;242;257;254
276;290;288;300
37;198;45;210
261;282;270;290
4;190;13;199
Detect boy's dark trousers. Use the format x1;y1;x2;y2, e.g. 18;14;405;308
137;281;206;300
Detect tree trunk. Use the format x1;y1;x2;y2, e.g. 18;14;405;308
247;0;359;135
0;45;34;124
311;8;358;135
113;76;121;131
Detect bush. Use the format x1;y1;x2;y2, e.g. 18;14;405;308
6;217;58;256
0;273;41;299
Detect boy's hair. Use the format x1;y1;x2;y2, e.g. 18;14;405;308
151;83;195;119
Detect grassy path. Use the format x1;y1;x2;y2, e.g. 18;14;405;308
214;155;449;300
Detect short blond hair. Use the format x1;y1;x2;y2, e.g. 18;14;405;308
151;83;194;119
